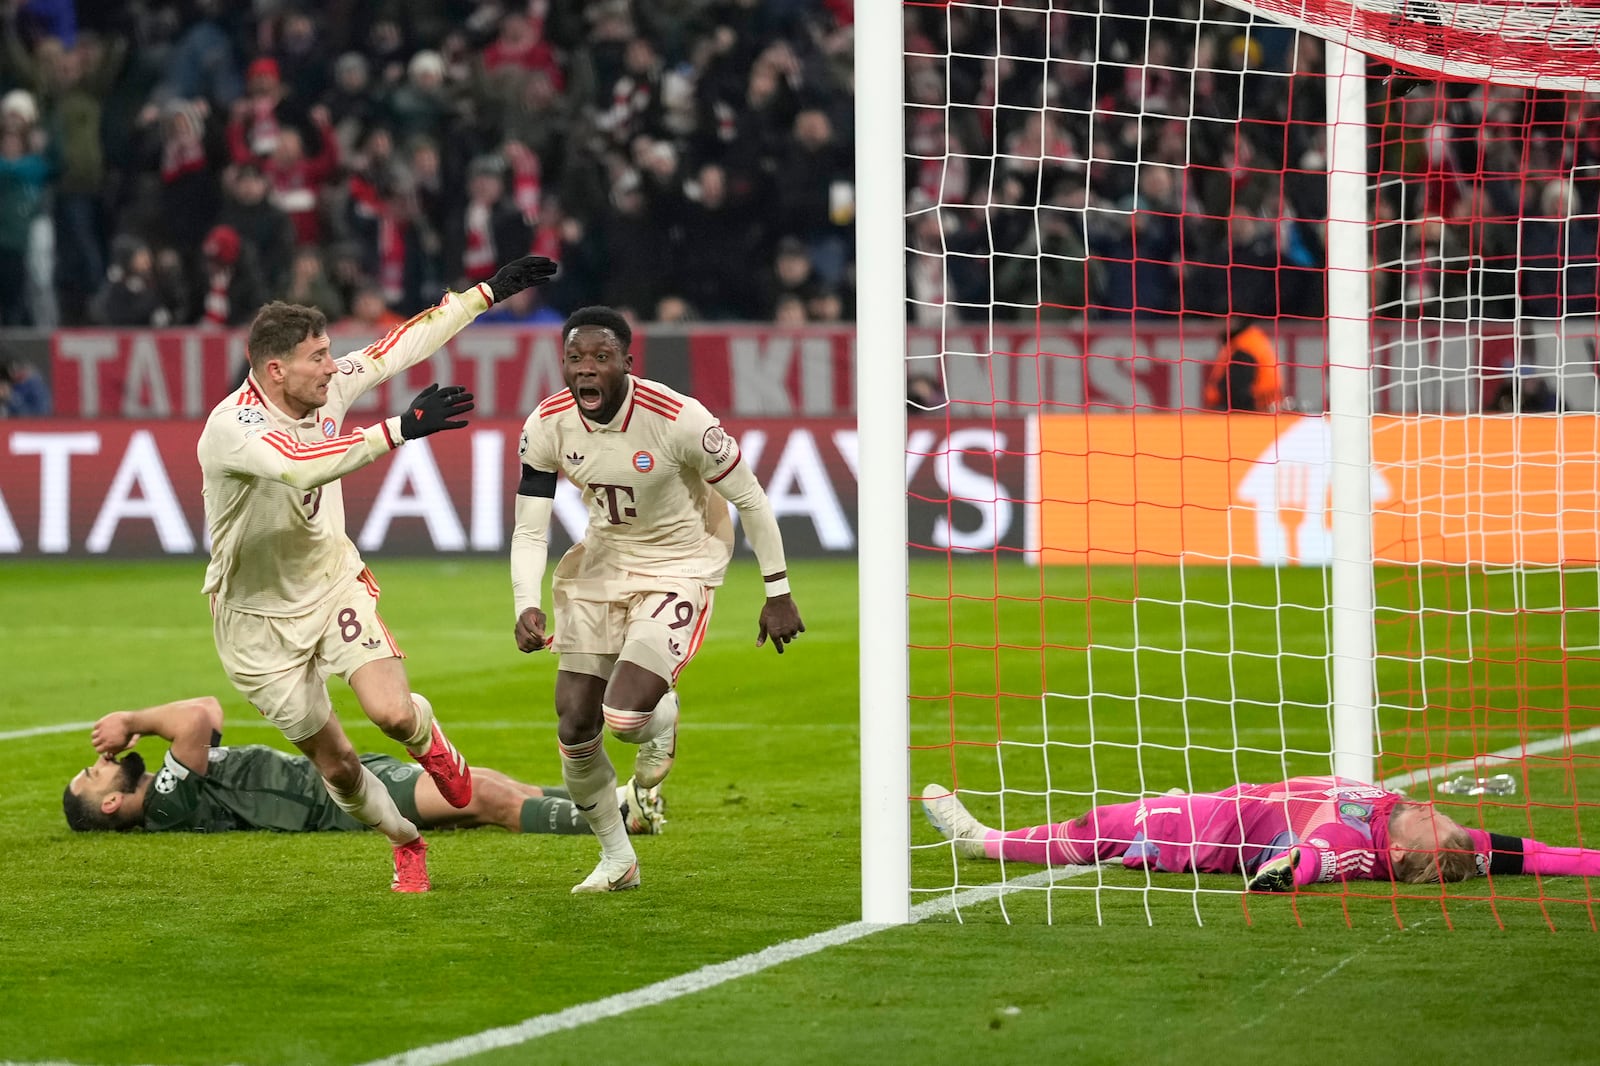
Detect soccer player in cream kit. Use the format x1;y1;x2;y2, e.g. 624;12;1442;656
512;306;805;893
196;255;556;892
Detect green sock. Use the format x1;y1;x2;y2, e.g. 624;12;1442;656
541;786;571;800
519;795;590;835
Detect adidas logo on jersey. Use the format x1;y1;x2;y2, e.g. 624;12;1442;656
566;452;584;465
361;637;382;650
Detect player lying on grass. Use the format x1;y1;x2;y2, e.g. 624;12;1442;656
62;697;664;837
921;776;1600;889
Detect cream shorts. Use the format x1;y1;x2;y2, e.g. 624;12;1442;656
551;544;716;683
212;568;403;743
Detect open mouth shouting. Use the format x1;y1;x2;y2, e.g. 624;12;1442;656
575;385;605;412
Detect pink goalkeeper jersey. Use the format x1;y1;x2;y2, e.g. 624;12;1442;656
1083;775;1403;878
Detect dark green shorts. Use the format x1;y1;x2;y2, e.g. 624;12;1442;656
359;753;424;826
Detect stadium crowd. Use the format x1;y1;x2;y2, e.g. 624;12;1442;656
0;0;855;332
905;2;1600;327
1;0;1598;344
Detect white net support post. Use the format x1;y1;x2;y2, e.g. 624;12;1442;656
855;0;911;925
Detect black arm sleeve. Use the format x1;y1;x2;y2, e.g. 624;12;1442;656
518;464;557;498
1487;832;1524;875
210;729;223;747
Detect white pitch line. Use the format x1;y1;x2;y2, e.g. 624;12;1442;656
0;721;96;742
1379;726;1600;791
9;723;1598;1066
353;864;1092;1066
354;725;1600;1066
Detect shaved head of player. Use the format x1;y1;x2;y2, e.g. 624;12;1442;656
512;304;805;894
562;309;632;423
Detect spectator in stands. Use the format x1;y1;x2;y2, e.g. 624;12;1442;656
1203;318;1283;413
219;162;296;293
324;53;379;158
0;88;54;326
908;372;947;414
1;86;58;327
449;154;532;291
773;107;851;285
483;12;564;90
807;287;845;324
654;294;696;323
195;223;266;328
142;98;222;266
668;161;761;319
264;11;330;112
4;19;124;325
2;355;50;415
384;50;455;145
151;0;240;107
227;57;303;165
279;246;345;321
773;293;806;327
257;108;339;246
90;234;183;327
338;283;402;337
763;235;820;318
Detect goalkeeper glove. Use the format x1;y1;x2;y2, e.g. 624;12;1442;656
1245;847;1300;893
399;383;474;440
486;255;558;302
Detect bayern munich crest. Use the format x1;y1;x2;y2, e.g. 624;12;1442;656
633;450;654;472
322;418;337;437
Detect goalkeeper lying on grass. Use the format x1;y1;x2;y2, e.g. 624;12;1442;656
63;697;663;838
921;776;1600;890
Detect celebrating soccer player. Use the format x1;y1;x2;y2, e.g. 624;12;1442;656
196;255;557;892
510;305;804;893
922;777;1600;889
62;697;664;838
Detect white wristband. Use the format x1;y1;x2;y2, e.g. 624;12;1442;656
764;577;791;598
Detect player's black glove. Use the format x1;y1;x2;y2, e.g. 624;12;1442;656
486;255;558;302
399;383;475;440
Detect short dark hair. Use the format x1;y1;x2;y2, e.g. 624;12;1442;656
562;306;632;352
62;785;125;832
247;301;329;370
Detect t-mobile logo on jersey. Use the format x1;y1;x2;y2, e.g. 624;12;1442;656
590;482;637;524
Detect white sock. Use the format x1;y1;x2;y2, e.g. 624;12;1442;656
603;690;678;744
402;691;436;756
324;765;419;845
558;731;633;857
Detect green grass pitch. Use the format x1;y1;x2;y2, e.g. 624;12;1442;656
2;558;1597;1065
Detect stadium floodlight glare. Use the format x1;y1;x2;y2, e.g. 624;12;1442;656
859;0;1600;926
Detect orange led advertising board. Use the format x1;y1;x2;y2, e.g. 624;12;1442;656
1035;415;1600;567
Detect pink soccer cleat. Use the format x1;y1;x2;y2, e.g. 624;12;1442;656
391;836;431;893
415;722;473;808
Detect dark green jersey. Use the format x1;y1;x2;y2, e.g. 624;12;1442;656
141;746;380;833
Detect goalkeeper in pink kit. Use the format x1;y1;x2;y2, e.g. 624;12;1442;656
922;776;1600;889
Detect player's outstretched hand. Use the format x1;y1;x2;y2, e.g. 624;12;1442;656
91;712;139;755
399;383;475;440
756;594;805;655
515;606;549;653
486;255;558;302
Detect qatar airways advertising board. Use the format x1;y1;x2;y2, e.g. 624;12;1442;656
0;418;1026;559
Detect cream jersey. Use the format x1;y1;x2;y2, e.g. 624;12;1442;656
198;285;492;616
518;377;747;584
